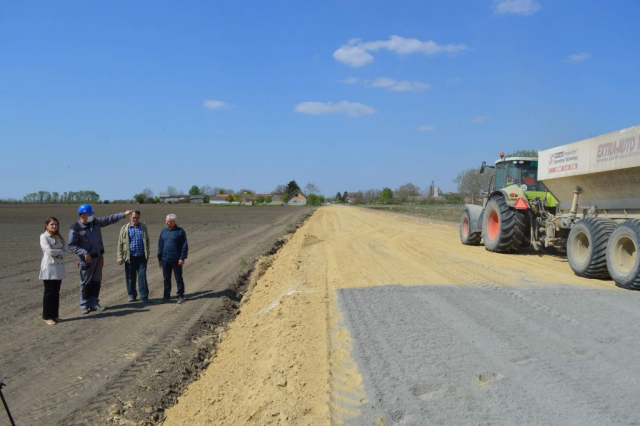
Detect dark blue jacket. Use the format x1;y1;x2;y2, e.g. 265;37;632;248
68;213;125;261
158;225;188;262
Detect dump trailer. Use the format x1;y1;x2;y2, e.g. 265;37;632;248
460;124;640;290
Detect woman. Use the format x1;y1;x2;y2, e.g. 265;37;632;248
39;217;68;325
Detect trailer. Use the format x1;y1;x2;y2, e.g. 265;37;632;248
538;125;640;288
460;124;640;289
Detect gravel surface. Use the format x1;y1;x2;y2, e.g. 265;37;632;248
128;206;640;426
338;284;640;426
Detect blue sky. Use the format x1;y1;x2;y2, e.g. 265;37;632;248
1;0;639;200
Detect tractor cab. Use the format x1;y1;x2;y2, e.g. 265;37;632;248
481;152;557;208
494;157;544;192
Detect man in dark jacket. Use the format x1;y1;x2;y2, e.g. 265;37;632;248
158;213;188;304
68;204;131;314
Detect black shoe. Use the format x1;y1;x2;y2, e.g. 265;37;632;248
142;299;154;303
176;297;185;304
161;297;170;303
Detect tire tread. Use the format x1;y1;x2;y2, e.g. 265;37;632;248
483;197;525;253
568;217;616;279
607;219;640;290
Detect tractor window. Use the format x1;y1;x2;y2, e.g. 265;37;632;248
494;162;506;190
505;162;521;186
520;161;547;191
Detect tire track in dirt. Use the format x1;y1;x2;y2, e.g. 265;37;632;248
159;206;638;425
0;206;314;426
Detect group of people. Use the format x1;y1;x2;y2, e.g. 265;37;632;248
38;204;189;325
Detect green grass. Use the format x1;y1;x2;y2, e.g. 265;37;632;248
362;203;465;223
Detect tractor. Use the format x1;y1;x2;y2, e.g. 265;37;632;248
459;152;558;252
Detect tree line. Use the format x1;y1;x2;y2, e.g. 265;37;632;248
132;180;326;206
20;190;101;204
9;149;537;206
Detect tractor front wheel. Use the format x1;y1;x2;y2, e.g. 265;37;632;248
460;210;481;245
482;197;525;253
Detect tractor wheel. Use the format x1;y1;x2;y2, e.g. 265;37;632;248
567;217;616;279
460;210;481;245
606;220;640;290
482;197;525;253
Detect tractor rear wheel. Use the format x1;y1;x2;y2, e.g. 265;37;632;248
482;197;525;253
460;210;481;245
606;220;640;290
567;217;616;279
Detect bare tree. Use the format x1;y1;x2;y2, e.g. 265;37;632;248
200;184;216;195
273;184;287;195
349;191;364;204
141;188;154;199
166;185;180;196
304;182;320;195
394;183;421;203
454;168;494;203
362;188;381;204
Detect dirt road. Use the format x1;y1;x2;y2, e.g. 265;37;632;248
162;205;640;425
0;204;313;426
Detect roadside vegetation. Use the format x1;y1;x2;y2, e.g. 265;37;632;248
363;203;465;223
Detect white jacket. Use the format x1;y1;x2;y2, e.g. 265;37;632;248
39;232;68;280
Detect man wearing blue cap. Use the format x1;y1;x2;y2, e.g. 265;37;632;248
68;204;131;314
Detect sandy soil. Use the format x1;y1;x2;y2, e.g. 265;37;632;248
162;205;634;426
0;204;313;426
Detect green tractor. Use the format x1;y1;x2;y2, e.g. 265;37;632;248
460;152;558;252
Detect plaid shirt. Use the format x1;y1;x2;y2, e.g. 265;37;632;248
128;224;145;257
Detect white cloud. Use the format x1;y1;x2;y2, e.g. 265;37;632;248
472;115;490;123
416;125;436;132
338;77;360;84
565;52;591;63
333;35;467;67
203;100;230;110
493;0;541;15
370;77;430;92
294;101;376;117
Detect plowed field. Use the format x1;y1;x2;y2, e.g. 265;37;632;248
0;204;313;425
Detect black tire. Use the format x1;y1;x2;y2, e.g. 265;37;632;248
567;217;616;279
460;210;481;245
606;220;640;290
482;197;525;253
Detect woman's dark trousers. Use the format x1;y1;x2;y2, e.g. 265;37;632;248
43;279;61;319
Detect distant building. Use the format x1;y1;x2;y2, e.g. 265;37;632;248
158;194;189;203
209;194;234;204
287;190;307;206
427;181;440;198
269;195;285;205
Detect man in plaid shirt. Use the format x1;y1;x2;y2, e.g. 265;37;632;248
117;210;152;302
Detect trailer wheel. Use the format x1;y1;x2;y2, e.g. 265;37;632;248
567;217;616;279
460;210;481;245
482;197;525;253
606;220;640;290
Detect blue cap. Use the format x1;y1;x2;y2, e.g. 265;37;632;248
77;204;95;215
